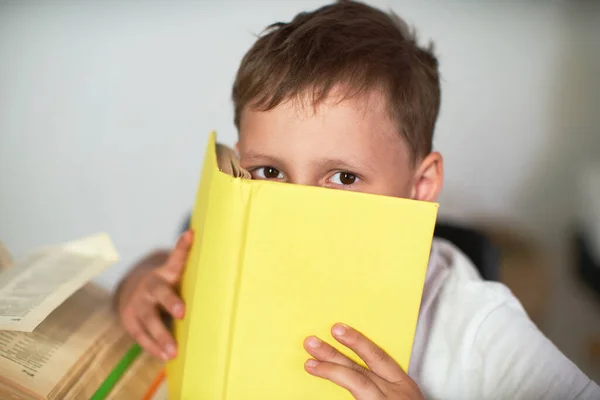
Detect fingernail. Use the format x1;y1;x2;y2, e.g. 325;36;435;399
172;303;183;317
165;344;177;358
307;336;321;349
332;323;347;337
305;359;319;368
161;352;170;361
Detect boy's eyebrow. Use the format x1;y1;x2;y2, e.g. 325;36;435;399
243;152;376;173
315;157;376;173
242;152;287;166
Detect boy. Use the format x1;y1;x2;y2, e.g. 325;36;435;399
115;1;599;398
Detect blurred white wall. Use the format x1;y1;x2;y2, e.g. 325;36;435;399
1;0;598;289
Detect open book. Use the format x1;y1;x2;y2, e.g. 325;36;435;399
0;235;164;399
1;284;113;399
167;132;438;399
0;233;119;332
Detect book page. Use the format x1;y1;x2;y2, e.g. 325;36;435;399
0;233;119;332
56;319;133;399
0;285;114;399
215;143;251;179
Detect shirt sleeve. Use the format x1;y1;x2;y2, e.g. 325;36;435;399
472;298;600;400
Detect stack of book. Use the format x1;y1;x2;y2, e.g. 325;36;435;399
0;236;164;399
0;283;166;399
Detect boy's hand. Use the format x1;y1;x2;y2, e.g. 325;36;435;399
304;324;424;400
117;230;193;361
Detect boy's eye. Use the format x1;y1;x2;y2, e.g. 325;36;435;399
330;172;358;185
254;167;284;180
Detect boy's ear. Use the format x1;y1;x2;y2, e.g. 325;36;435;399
411;151;443;202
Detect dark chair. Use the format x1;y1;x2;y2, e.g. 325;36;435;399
434;221;500;281
574;230;600;301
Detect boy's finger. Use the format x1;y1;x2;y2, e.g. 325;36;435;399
303;336;383;385
304;359;383;400
142;311;177;360
128;318;167;361
304;336;354;367
152;280;185;319
158;230;194;283
303;337;366;369
331;323;404;383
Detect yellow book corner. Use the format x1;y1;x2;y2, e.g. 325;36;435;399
167;131;438;399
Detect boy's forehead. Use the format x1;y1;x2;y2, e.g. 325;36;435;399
293;85;388;115
238;91;408;163
240;87;396;135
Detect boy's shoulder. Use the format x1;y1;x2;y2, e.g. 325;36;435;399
424;237;530;360
413;237;524;371
414;238;599;400
431;237;521;316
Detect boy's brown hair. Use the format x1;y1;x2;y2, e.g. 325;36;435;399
232;0;440;162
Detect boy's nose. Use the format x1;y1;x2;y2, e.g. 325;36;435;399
286;172;321;188
289;178;319;187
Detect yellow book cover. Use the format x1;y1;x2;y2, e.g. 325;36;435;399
167;132;438;399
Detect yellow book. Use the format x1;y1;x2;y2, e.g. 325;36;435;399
167;132;438;399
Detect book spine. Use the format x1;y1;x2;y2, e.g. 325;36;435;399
167;143;219;399
221;186;253;399
179;174;251;398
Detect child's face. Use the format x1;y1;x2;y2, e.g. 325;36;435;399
237;91;443;202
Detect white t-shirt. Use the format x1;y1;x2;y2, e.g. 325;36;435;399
409;238;600;400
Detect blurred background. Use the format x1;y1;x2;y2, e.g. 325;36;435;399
1;0;599;382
